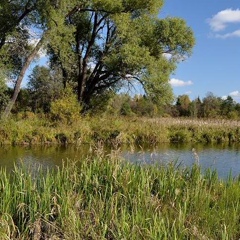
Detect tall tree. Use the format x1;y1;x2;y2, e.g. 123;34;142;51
46;0;195;110
0;0;60;118
221;96;235;118
1;0;195;116
27;65;63;112
2;32;48;118
176;94;191;117
202;92;222;118
190;97;202;118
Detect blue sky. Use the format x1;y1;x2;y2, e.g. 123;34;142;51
161;0;240;102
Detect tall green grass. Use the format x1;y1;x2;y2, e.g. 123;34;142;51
0;155;240;239
1;116;240;146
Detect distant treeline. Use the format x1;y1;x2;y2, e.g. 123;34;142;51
0;82;240;120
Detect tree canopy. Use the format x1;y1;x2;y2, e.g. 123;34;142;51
0;0;195;116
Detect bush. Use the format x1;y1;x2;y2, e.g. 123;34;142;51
50;88;82;124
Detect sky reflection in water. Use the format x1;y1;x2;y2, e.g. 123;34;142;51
0;143;240;179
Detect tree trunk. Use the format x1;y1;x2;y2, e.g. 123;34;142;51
1;32;48;119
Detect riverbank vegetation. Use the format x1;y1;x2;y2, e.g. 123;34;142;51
0;0;239;146
0;114;240;146
0;155;240;239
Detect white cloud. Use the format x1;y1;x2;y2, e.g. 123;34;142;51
222;91;240;102
215;29;240;39
169;78;193;87
207;8;240;32
222;95;227;100
229;90;240;98
162;53;172;60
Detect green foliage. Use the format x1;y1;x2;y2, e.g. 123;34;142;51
120;101;133;116
131;95;158;117
0;78;9;113
202;92;222;118
106;93;134;116
44;0;195;109
87;90;115;115
0;0;196;116
11;88;30;113
169;128;192;143
50;87;82;124
2;111;240;146
28;65;63;112
1;157;240;239
176;94;191;117
0;0;35;76
166;92;240;120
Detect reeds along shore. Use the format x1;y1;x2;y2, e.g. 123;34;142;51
0;116;240;146
0;155;240;239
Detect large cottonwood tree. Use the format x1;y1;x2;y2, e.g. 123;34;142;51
1;0;195;115
45;0;195;110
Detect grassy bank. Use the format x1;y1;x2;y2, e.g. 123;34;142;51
1;116;240;146
0;155;240;239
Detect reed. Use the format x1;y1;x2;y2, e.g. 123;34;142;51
0;116;240;146
0;155;240;239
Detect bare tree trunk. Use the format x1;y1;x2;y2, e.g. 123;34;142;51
1;32;48;119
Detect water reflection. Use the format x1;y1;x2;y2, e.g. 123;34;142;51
122;143;240;179
0;145;92;172
0;143;240;179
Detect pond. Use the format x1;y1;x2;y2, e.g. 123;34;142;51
0;143;240;179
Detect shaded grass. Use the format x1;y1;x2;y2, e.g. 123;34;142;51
1;155;240;239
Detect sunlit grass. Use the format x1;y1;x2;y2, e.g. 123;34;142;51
0;115;240;145
0;154;240;239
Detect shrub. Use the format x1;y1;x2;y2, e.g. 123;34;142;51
50;88;82;124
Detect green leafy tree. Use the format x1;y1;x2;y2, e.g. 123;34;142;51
202;92;222;118
28;65;63;112
46;0;195;110
0;0;72;118
0;0;49;118
189;97;202;118
0;0;37;50
221;96;235;118
106;93;132;116
0;78;9;113
176;94;191;117
235;103;240;119
131;95;158;117
1;0;195;117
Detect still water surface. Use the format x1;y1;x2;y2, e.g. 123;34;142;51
0;143;240;179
